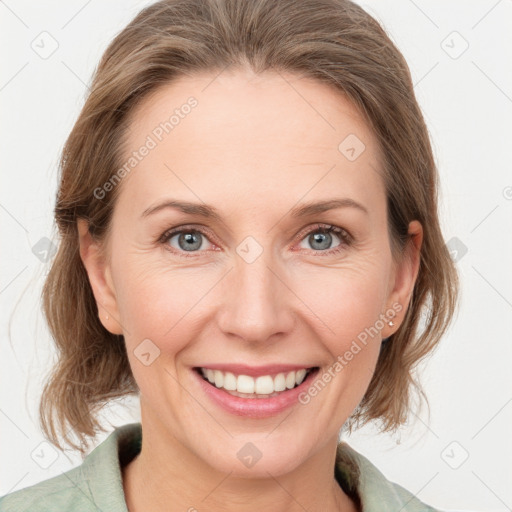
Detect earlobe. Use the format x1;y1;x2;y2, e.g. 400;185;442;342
76;219;123;335
383;220;423;337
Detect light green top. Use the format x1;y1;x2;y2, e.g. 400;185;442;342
0;422;440;511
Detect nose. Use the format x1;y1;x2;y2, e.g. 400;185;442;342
216;248;295;345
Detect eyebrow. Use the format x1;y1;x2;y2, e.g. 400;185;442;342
140;198;368;220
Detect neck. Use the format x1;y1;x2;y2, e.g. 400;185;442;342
122;407;358;512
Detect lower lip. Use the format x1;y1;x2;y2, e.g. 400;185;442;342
193;368;319;418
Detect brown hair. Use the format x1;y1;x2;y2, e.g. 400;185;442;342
40;0;459;453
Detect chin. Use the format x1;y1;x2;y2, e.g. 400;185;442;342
206;441;309;479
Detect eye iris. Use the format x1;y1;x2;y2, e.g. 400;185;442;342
179;231;202;251
310;231;332;250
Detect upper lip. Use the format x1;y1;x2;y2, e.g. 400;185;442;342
194;364;317;377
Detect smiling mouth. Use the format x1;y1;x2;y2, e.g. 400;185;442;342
194;366;319;398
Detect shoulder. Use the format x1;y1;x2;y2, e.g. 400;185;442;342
0;465;89;512
336;441;443;512
0;423;142;512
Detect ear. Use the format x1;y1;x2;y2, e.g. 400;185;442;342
382;220;423;337
77;218;123;335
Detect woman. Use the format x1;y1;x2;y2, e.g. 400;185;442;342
0;0;458;510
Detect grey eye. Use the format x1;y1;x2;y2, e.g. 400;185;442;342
167;230;210;252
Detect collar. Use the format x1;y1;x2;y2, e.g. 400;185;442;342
80;422;434;512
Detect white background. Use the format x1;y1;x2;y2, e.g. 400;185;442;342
1;1;511;511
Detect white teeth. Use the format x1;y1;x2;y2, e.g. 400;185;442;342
295;369;307;385
285;371;296;389
237;375;255;394
255;375;274;394
199;367;311;396
223;372;237;391
214;370;224;388
274;373;286;392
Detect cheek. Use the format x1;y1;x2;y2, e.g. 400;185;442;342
291;267;386;431
112;257;217;352
113;265;209;400
290;258;389;407
291;260;389;344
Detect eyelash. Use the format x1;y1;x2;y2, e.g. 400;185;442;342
158;223;353;259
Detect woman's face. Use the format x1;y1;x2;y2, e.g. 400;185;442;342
80;68;421;477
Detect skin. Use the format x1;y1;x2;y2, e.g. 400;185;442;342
78;66;422;512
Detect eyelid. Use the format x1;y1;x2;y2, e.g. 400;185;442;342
158;223;221;250
159;222;353;257
292;222;353;247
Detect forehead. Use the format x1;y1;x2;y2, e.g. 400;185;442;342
117;68;385;217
